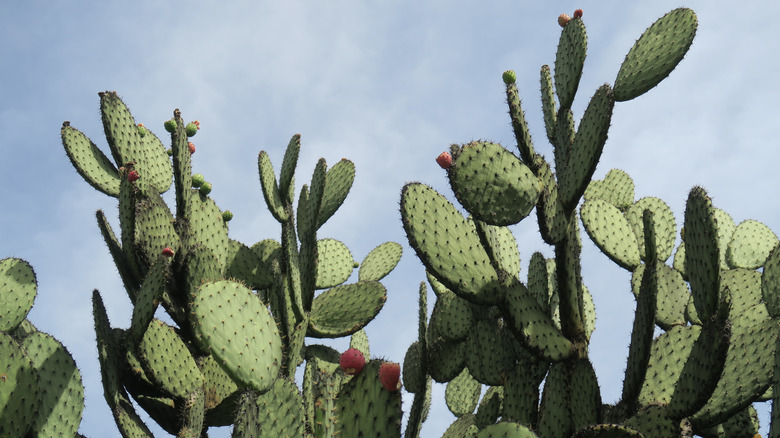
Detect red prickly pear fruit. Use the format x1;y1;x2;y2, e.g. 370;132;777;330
436;151;453;169
558;13;571;27
127;170;140;182
339;348;366;375
379;362;401;391
188;142;196;154
162;247;174;257
185;122;198;137
573;9;583;19
164;119;177;133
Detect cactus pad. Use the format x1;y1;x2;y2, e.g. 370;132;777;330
358;241;403;282
0;258;36;332
307;281;386;338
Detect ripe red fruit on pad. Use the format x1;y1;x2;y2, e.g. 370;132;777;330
558;13;571;27
436;151;453;169
339;348;366;375
379;362;401;391
188;142;196;154
127;170;140;182
573;9;583;19
162;247;175;257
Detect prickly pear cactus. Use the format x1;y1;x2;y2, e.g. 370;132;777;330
0;257;85;437
401;8;776;437
62;91;401;436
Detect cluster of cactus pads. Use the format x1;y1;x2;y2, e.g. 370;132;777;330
5;6;778;438
0;258;85;437
60;88;403;436
400;7;780;438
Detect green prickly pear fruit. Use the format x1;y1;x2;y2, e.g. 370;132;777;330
166;148;173;156
339;348;366;375
436;151;453;169
379;362;401;391
574;9;583;19
185;122;198;137
502;70;517;85
558;13;571;27
127;170;140;182
188;142;196;154
137;123;147;137
162;247;174;257
199;182;212;195
191;173;205;188
222;210;233;222
164;119;177;133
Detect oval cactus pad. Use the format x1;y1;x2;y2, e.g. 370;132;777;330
193;280;282;392
0;258;37;332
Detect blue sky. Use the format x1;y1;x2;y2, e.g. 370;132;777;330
2;1;779;436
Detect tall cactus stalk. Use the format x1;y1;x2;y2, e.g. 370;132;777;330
401;8;779;437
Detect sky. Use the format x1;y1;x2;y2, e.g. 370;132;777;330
1;1;779;436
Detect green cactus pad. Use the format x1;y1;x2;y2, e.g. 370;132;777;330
726;219;778;269
430;290;474;342
192;280;283;393
503;358;547;426
96;209;141;297
0;332;39;437
314;238;354;289
225;239;272;290
358;241;403;282
527;252;552;313
690;319;779;428
504;279;574;362
571;358;601;430
583;169;635;211
99;92;172;194
335;360;402;437
198;355;238;414
554;17;587;110
185;189;229;273
581;199;641;270
441;414;477;438
621;405;680;437
128;257;170;345
540;65;557;143
684;186;720;321
426;324;467;383
505;81;536;165
133;191;180;267
257;151;288;223
402;341;425;394
697;405;759;437
538;362;573;437
613;8;697;101
61;123;121;197
254;378;305;436
466;319;516;386
21;331;84;437
475;386;503;429
475;222;521;279
349;328;370;359
559;84;615;212
630;261;688;329
129;392;178;434
625;197;676;262
318;158;355;229
445;368;481;418
137;319;204;399
638;325;700;406
572;424;644;437
763;244;780;318
279;135;301;204
0;258;37;332
721;269;764;327
448;141;542;226
307;281;386;338
535;157;569;245
401;183;502;305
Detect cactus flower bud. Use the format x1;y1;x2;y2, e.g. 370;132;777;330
127;170;140;182
191;173;205;188
502;70;517;85
436;151;453;169
164;119;177;133
137;123;147;137
379;362;401;391
558;13;571;27
162;247;174;257
573;9;583;19
339;348;366;375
